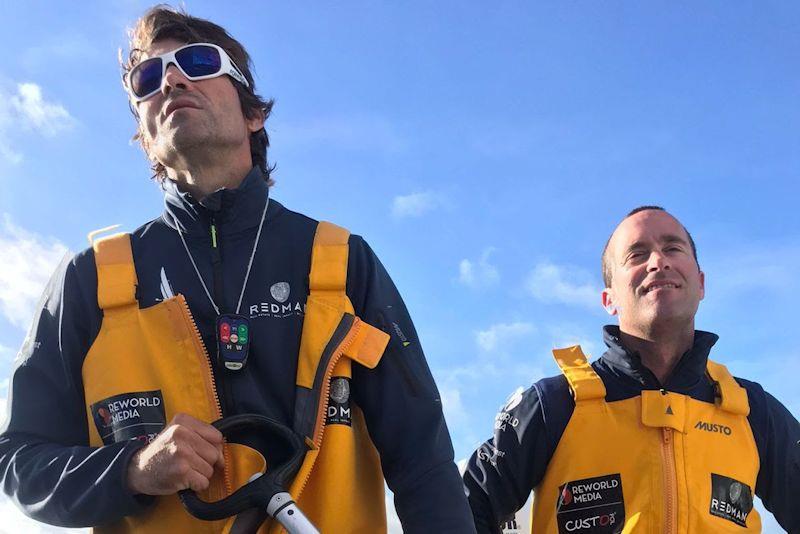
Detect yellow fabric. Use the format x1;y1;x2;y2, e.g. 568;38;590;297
707;360;751;416
552;346;607;402
530;347;762;533
86;224;389;533
93;233;138;309
641;390;687;433
270;221;389;534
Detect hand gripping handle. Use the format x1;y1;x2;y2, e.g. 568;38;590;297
179;414;317;533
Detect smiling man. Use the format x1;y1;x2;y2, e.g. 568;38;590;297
0;6;474;533
464;206;800;533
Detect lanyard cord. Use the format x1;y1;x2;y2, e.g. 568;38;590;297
172;197;270;316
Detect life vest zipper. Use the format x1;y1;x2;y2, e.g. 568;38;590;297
661;427;677;534
295;317;363;499
177;294;233;497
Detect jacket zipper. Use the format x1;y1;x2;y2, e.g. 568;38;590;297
294;318;363;500
208;216;235;418
661;427;677;534
178;294;233;497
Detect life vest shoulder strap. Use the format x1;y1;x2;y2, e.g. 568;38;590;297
298;221;388;385
92;232;138;310
309;221;350;296
707;359;750;416
552;345;606;403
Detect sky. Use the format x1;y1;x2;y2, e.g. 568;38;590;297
0;1;798;532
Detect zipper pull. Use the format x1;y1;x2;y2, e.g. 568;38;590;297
210;218;218;248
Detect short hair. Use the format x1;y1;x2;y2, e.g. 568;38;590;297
121;5;275;185
601;206;699;287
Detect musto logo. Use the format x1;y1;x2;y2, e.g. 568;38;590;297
91;390;166;446
556;474;625;534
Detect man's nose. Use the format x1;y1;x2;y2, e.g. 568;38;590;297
161;62;190;96
647;251;671;272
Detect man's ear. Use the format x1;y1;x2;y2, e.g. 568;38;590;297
601;288;618;316
699;270;705;301
246;107;266;133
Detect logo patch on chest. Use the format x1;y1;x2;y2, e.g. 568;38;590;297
556;474;625;534
91;390;166;446
709;473;753;527
325;377;352;426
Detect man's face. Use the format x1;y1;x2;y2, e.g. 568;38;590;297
134;38;262;171
602;210;705;334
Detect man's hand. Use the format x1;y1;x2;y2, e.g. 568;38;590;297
126;413;225;496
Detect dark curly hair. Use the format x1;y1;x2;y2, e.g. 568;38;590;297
121;5;275;184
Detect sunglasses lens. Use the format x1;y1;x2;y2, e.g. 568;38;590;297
130;57;163;98
176;45;222;78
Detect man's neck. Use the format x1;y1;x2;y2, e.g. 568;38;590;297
166;157;252;200
618;323;695;385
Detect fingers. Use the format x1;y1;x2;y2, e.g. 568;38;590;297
173;413;224;445
128;413;227;495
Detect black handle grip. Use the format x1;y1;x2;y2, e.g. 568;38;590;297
179;414;307;521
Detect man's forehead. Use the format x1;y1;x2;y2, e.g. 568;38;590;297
610;210;689;252
142;38;188;59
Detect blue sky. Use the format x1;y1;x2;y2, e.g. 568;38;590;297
0;1;798;532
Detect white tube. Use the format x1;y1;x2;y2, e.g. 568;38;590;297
266;492;319;534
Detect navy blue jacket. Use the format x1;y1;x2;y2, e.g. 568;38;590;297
0;167;475;533
464;326;800;533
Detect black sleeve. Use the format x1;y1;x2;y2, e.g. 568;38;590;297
742;379;800;533
346;236;476;534
464;376;572;534
0;249;151;528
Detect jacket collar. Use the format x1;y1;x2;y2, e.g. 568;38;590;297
600;325;719;390
162;166;272;236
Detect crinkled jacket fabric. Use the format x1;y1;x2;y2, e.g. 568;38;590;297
0;167;475;533
464;325;800;534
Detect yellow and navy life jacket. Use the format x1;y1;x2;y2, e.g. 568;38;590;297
83;221;390;533
530;345;762;534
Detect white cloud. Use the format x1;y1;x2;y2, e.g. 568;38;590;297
391;191;444;218
11;83;75;137
459;247;499;288
525;261;601;309
386;490;402;534
0;82;76;164
476;322;536;352
0;215;70;330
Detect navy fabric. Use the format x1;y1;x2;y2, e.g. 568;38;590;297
0;167;475;533
464;325;800;533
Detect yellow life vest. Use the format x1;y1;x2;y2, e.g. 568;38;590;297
530;346;762;534
83;221;389;533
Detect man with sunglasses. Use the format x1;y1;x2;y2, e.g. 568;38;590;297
0;6;474;533
463;207;800;533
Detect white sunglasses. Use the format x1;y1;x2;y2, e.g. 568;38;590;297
125;42;250;102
